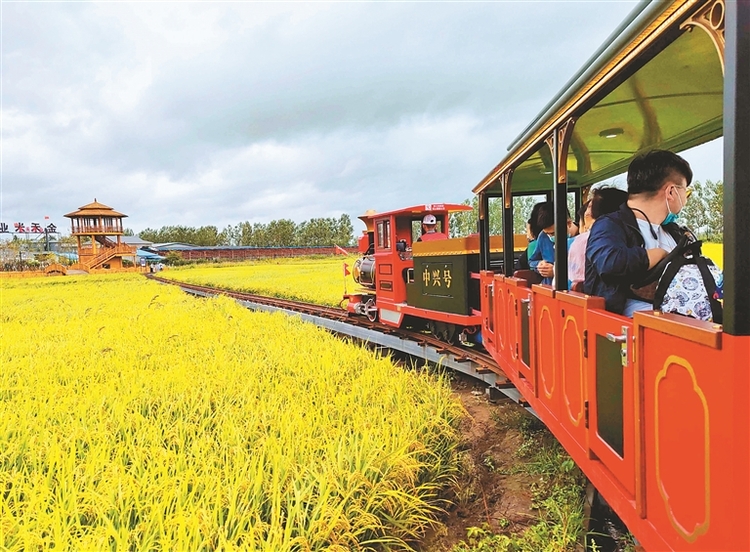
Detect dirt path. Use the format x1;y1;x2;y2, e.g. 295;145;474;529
421;375;541;550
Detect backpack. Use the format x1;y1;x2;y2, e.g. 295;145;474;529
630;232;723;323
653;239;723;323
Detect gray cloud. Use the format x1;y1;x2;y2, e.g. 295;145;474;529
8;1;708;235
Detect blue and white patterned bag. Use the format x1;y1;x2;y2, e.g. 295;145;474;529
653;241;723;323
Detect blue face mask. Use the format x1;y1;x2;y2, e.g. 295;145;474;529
548;234;555;244
661;191;684;226
662;212;678;225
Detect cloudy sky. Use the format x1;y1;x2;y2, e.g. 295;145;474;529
1;1;722;235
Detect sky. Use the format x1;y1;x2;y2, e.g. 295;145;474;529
1;1;723;236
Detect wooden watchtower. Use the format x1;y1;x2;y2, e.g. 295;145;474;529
64;199;136;271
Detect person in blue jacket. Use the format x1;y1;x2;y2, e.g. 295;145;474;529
528;202;578;285
584;150;691;316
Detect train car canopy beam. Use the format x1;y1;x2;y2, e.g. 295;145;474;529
722;0;750;336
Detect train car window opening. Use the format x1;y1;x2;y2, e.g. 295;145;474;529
411;217;445;240
595;334;625;458
377;220;391;250
487;284;494;333
520;302;531;367
411;220;422;243
486;197;503;235
513;194;546;235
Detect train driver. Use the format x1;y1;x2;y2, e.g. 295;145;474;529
584;150;692;316
417;214;448;242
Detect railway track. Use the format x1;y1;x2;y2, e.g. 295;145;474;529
147;275;533;411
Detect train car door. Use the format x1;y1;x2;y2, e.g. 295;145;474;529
532;285;559;412
479;271;497;357
557;292;604;457
506;277;534;394
587;309;636;497
492;274;509;368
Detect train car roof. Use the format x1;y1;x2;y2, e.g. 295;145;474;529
474;0;724;195
358;203;472;223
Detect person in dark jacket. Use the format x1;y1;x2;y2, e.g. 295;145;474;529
584;150;692;316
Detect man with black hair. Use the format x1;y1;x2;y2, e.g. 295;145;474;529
584;150;692;316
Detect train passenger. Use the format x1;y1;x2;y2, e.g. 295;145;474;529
517;217;539;270
584;150;692;316
568;188;628;288
529;202;577;285
417;214;448;242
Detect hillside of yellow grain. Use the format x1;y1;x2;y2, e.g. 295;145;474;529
0;274;463;551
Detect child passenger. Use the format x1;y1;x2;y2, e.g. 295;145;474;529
528;202;577;285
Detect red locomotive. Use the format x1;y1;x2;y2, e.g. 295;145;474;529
344;203;525;343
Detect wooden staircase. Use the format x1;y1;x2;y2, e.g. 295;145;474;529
80;243;135;270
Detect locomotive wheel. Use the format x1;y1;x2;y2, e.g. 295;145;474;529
363;297;378;322
428;321;456;343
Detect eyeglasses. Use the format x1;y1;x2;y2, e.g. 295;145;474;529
675;185;692;199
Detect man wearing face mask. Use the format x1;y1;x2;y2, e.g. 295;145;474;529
584;150;692;316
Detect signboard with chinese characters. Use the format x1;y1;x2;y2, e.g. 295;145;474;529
406;253;481;315
421;263;454;299
0;222;58;234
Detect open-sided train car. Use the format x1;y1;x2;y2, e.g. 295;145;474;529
471;1;749;550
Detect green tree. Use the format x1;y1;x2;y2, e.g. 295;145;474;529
219;224;241;246
192;226;221;246
448;195;544;238
448;198;477;238
248;223;268;246
236;221;254;246
333;214;354;246
297;218;334;246
139;228;159;243
680;179;723;242
264;219;296;247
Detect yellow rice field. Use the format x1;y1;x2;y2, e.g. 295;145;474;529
160;257;358;307
0;274;463;551
160;245;723;306
702;243;723;269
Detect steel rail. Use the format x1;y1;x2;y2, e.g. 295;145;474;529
147;275;536;414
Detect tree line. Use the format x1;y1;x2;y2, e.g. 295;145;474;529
138;214;355;247
448;180;723;241
449;195;554;237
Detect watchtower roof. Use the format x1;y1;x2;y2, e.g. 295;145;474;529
64;199;127;218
